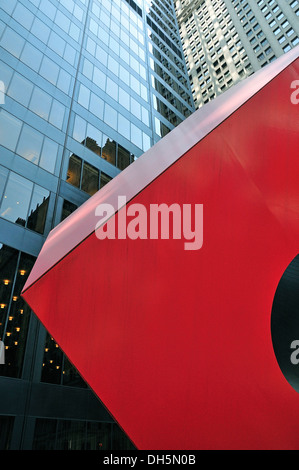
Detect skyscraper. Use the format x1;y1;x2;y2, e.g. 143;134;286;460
0;0;194;450
175;0;299;108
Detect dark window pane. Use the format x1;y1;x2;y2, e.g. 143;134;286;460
100;172;112;189
62;356;86;388
81;162;99;196
32;418;133;450
112;423;136;450
0;250;35;378
26;185;50;234
67;154;82;188
32;418;57;450
41;333;63;384
0;416;14;450
86;422;112;450
61;200;78;221
56;420;86;450
117;145;130;170
0;244;19;341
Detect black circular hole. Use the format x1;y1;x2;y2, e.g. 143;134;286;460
271;254;299;393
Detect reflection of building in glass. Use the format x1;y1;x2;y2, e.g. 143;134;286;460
175;0;299;109
0;0;193;450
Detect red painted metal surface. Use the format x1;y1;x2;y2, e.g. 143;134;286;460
22;49;299;449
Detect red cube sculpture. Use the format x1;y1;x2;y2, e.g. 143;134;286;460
22;47;299;450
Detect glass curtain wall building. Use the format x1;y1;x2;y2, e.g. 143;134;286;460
0;0;194;450
175;0;299;108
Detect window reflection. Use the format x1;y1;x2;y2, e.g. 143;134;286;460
67;154;82;188
29;87;52;120
73;109;150;158
39;138;58;174
66;138;135;194
0;111;58;174
27;186;50;234
66;154;99;196
102;137;116;166
81;162;99;196
7;73;34;108
0;109;22;153
0;172;33;226
117;145;130;170
154;116;171;137
0;171;50;234
16;124;44;165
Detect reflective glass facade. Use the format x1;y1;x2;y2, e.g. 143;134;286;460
0;0;193;449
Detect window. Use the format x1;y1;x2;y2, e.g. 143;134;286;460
81;162;99;196
61;200;78;222
100;172;112;189
39;138;58;174
0;27;25;58
66;155;99;196
0;246;35;378
7;73;33;107
102;137;116;166
16;125;44;165
29;87;52;120
117;145;131;170
32;419;133;450
0;173;32;226
0;110;22;153
0;416;14;450
0;171;49;234
26;185;50;234
66;154;82;188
